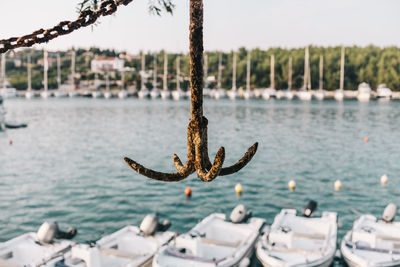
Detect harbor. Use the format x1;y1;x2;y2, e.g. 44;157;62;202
1;98;400;266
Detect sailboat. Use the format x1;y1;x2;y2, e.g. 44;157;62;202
160;53;171;100
91;72;103;98
211;53;227;100
118;67;128;99
334;47;345;101
25;54;35;99
377;83;392;100
0;53;17;98
68;51;78;97
203;53;211;98
284;56;294;100
243;52;254;100
297;46;312;101
138;52;150;99
262;54;277;100
314;55;325;100
40;50;51;99
227;52;238;100
54;54;68;97
103;71;112;99
150;54;160;99
171;56;184;101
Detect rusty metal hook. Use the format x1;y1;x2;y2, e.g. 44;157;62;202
124;0;258;182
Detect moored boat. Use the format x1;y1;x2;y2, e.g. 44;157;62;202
377;83;392;99
341;203;400;267
0;222;77;266
357;82;372;102
68;214;175;267
153;205;265;267
256;201;337;267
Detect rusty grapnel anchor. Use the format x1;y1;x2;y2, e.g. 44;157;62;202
124;0;258;182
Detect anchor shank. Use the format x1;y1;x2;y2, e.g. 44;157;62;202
189;0;204;122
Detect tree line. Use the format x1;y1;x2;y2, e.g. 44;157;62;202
4;46;400;91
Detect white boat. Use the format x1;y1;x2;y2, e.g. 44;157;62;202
91;90;103;98
0;53;17;99
161;53;171;100
314;90;325;101
138;89;150;99
228;52;238;100
0;96;5;130
150;89;161;99
172;56;185;100
67;214;175;267
211;88;226;100
285;91;294;100
118;89;128;99
253;88;263;99
314;55;325;101
153;205;265;267
171;89;184;101
334;90;344;101
298;47;312;101
160;90;171;100
377;83;392;99
212;53;227;100
243;52;253;100
285;57;294;100
40;90;52;99
341;203;400;267
357;82;372;102
25;90;35;99
261;89;270;100
256;201;337;267
103;90;112;99
262;55;276;100
243;90;254;100
227;89;238;100
68;90;79;98
0;222;77;266
297;91;312;101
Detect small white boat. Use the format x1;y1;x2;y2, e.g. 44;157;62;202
150;89;161;99
138;89;150;99
91;90;103;98
377;84;392;99
25;90;35;99
357;82;372;102
211;88;227;100
68;214;175;267
40;90;52;99
297;90;312;101
276;90;285;99
68;90;79;98
264;88;277;99
54;89;68;98
256;201;337;267
0;87;17;99
160;90;171;100
227;89;238;100
334;90;344;101
253;88;263;99
118;89;128;99
171;89;185;101
0;222;77;266
314;90;325;101
0;96;5;130
103;90;112;99
153;205;265;267
261;89;271;100
341;203;400;267
0;54;17;98
243;90;254;100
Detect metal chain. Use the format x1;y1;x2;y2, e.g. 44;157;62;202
0;0;133;54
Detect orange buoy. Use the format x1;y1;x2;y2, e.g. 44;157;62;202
9;140;12;145
184;187;192;197
364;137;369;143
235;183;243;195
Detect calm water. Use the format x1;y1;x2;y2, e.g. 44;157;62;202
1;98;400;265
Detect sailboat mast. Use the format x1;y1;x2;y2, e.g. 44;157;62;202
270;54;275;89
163;53;168;91
71;50;76;87
340;47;345;91
176;56;180;91
57;54;61;90
203;54;208;88
153;54;158;89
303;47;308;90
232;52;237;91
319;55;323;90
246;52;251;92
141;52;145;90
217;53;222;89
27;54;32;91
1;53;5;88
288;56;293;90
44;50;48;92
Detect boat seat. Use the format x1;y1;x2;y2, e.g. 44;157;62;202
201;238;241;248
0;258;19;267
293;233;325;240
99;248;141;260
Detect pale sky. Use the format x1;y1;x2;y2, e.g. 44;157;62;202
1;0;399;53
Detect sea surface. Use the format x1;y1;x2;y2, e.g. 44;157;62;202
1;98;400;266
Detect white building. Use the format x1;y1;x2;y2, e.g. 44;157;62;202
91;57;125;72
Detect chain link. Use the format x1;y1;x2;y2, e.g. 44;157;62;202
0;0;133;54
